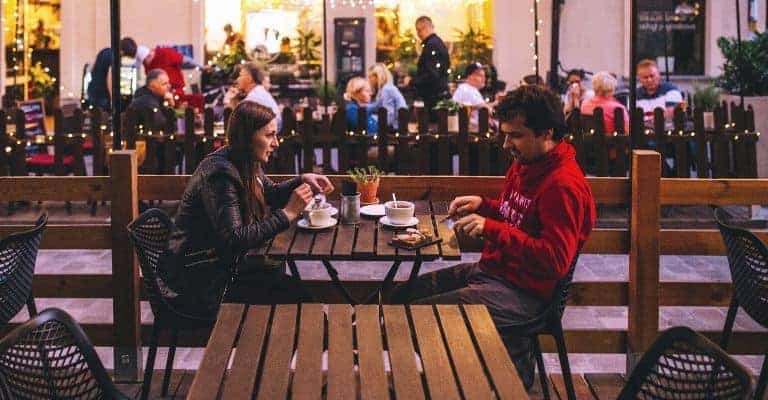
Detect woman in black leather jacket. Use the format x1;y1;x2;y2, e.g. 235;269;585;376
162;101;334;316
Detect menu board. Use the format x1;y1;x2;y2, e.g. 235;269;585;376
16;99;46;136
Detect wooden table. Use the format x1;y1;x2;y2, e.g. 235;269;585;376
252;201;461;304
187;303;530;400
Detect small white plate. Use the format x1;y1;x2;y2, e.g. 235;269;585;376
360;204;386;217
379;216;419;227
297;218;337;230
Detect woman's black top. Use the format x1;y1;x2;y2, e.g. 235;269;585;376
163;146;301;315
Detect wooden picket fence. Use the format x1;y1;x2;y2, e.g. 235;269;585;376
0;150;766;382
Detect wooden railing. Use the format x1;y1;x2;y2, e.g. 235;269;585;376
0;150;766;382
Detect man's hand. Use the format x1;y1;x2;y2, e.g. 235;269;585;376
454;213;486;238
448;195;482;218
301;173;335;194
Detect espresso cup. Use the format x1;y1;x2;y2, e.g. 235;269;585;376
308;206;333;227
384;201;415;225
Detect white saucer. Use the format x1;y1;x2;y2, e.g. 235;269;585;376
298;218;337;230
379;216;419;227
360;204;386;217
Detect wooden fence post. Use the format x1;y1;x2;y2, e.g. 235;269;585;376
627;150;661;374
110;150;141;382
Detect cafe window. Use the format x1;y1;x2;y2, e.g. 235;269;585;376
637;0;706;76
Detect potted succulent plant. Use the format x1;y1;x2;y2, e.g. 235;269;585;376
693;84;721;129
347;165;383;204
434;99;462;132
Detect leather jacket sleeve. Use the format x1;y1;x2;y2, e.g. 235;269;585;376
201;170;291;254
262;175;302;209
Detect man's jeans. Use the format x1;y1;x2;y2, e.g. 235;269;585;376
390;262;545;388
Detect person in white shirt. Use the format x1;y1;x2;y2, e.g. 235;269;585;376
225;63;282;130
452;62;496;129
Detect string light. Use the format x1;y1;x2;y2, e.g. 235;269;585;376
531;0;540;76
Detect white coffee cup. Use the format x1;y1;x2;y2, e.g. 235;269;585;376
384;200;415;225
307;205;333;227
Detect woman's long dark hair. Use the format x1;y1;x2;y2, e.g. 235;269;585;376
227;101;276;222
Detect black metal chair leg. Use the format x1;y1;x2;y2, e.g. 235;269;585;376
161;328;179;397
26;294;37;317
719;298;738;348
140;325;161;400
533;336;550;400
755;354;767;400
553;326;576;400
322;259;359;305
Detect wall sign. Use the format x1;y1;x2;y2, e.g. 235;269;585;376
637;0;706;75
16;99;46;136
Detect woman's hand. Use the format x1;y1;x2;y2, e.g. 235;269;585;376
282;183;313;221
301;173;335;194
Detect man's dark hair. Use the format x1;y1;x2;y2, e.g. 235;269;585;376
521;74;544;86
566;69;585;80
497;85;567;140
119;37;137;58
465;62;484;78
146;68;167;84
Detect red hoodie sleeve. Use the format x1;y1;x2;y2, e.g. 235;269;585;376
482;185;585;280
477;196;501;219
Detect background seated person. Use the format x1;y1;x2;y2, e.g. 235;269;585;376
391;85;596;390
368;63;407;129
562;69;594;117
636;59;682;119
344;77;378;135
161;101;334;317
128;68;176;133
452;62;497;130
580;71;629;134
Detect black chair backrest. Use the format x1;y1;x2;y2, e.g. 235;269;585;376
618;326;752;400
126;208;176;319
714;207;768;327
552;254;580;319
0;213;47;325
0;308;127;399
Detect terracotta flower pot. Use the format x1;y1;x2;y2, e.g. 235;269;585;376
358;179;380;204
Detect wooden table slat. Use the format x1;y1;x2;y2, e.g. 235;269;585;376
327;304;356;400
354;305;389;400
353;219;376;255
418;217;440;257
187;304;246;400
220;305;271;400
462;305;530;399
310;224;337;256
409;305;461;400
434;215;461;259
382;305;426;400
290;227;316;256
436;305;494;398
376;224;396;257
332;224;356;256
292;304;326;400
268;223;298;257
255;304;298;400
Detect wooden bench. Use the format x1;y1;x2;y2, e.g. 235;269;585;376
187;303;529;400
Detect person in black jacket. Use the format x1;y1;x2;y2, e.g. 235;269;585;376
409;16;450;121
128;68;176;133
162;101;334;316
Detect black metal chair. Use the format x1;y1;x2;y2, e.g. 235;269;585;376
0;213;47;326
618;326;753;400
126;208;216;400
714;207;768;399
0;307;129;399
496;255;580;400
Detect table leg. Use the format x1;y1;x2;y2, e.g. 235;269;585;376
287;259;302;280
322;259;360;305
402;258;424;299
363;260;403;305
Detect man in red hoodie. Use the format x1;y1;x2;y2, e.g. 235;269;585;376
392;84;596;389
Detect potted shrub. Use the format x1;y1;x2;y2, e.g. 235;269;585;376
434;99;461;132
348;166;382;205
716;31;768;177
693;84;721;129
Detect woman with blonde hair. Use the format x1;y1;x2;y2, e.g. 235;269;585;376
580;71;629;134
344;76;378;135
368;63;407;129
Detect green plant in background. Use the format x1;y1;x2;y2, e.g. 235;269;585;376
211;41;250;82
394;29;419;65
294;29;322;64
716;31;768;96
29;62;56;100
433;99;462;114
453;26;492;67
313;80;337;105
347;165;383;183
692;84;721;111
